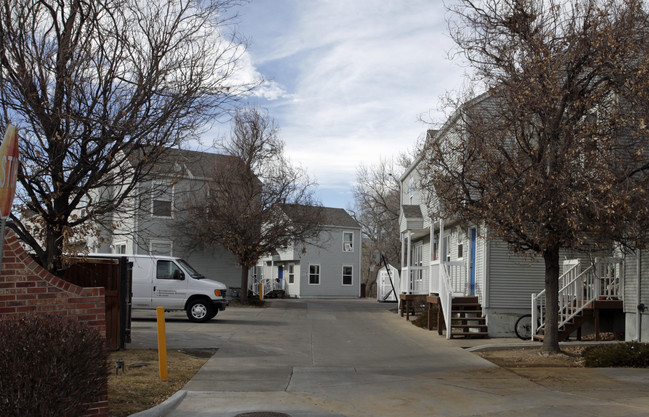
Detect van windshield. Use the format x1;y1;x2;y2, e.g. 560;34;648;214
177;259;205;279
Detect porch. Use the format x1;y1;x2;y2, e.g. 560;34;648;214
400;261;488;339
531;258;624;341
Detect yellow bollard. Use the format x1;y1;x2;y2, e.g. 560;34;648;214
156;307;168;381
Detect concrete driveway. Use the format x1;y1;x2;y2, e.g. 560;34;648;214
128;299;649;417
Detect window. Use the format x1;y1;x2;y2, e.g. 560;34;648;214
309;264;320;285
156;260;183;280
343;231;354;252
150;240;172;256
457;233;464;259
432;240;438;261
409;178;414;204
152;182;173;217
288;264;295;284
342;265;353;286
113;242;126;254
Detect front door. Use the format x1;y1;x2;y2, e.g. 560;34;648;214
470;228;477;295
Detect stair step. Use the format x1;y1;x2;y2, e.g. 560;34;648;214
452;302;482;308
450;331;489;339
451;324;488;331
453;296;479;303
451;317;486;324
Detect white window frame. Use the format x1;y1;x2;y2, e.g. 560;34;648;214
308;264;321;285
342;265;353;286
151;181;174;218
113;241;127;254
343;231;354;252
457;232;465;260
149;239;173;256
288;264;295;285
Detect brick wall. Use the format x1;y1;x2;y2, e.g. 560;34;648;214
0;230;108;417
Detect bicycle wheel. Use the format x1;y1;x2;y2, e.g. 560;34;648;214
515;314;532;340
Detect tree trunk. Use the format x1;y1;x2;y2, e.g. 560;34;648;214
542;245;561;353
44;224;64;274
239;265;250;304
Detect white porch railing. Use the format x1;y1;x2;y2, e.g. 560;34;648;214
531;258;623;339
439;261;468;339
248;269;284;298
400;266;430;294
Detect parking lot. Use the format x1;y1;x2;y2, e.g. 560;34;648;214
128;299;649;417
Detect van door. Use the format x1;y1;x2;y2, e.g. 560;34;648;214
153;259;189;309
131;257;154;308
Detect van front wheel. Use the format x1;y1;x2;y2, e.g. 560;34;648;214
186;299;214;323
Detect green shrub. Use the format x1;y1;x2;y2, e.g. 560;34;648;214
583;342;649;368
0;314;107;417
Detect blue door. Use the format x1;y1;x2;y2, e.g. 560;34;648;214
278;265;284;287
470;228;477;295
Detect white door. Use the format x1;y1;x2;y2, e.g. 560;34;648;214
152;259;188;309
131;258;154;308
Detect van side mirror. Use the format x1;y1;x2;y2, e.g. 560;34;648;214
173;270;185;280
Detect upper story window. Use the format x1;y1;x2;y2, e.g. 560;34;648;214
150;240;172;256
309;264;320;285
152;182;173;218
409;178;414;204
343;231;354;252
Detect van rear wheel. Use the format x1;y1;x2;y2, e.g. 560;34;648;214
186;299;214;323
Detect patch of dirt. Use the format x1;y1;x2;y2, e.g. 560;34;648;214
476;346;587;368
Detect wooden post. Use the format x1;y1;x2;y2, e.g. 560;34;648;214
156;307;168;381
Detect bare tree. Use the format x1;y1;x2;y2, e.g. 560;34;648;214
0;0;255;271
180;108;323;303
423;0;649;352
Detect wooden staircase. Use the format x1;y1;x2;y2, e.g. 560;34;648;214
533;309;593;342
448;296;488;339
533;299;622;342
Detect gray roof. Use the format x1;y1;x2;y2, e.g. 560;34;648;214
401;204;423;220
320;207;360;228
282;205;360;229
154;148;240;178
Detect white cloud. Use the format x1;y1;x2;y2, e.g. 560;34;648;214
235;0;466;208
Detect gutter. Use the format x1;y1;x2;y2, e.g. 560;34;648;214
637;249;643;342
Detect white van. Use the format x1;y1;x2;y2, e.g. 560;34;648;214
92;254;228;322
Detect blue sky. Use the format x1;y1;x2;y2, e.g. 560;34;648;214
226;0;467;209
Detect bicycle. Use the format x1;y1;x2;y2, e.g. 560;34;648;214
514;314;533;340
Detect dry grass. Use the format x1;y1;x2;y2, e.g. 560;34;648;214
107;349;212;417
476;345;587;368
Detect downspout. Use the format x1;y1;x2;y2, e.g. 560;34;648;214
637;249;643;342
400;233;405;293
133;187;139;255
406;232;412;294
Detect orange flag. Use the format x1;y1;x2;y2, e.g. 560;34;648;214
0;125;19;219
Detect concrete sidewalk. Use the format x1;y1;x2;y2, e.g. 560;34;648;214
128;299;649;417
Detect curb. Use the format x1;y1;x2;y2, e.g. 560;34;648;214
467;340;624;352
128;390;187;417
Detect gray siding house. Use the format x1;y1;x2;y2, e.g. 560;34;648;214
623;251;649;341
399;140;546;337
257;207;362;299
98;148;243;291
402;126;621;339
